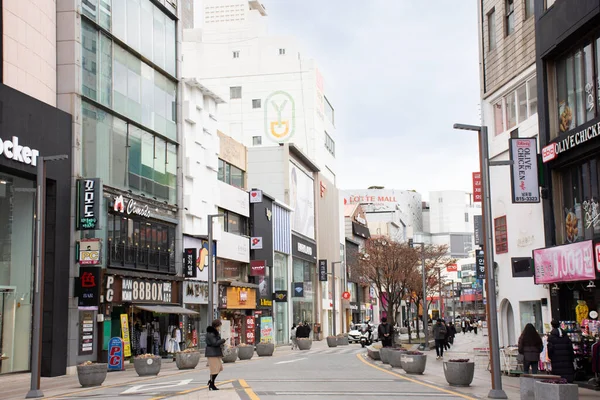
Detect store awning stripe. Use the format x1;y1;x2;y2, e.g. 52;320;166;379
134;305;199;315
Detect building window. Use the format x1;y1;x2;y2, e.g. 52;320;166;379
505;92;517;130
252;99;261;108
506;0;515;36
233;50;240;58
545;0;555;9
488;9;496;51
218;208;249;236
493;101;504;135
82;21;112;107
494;216;508;254
465;213;469;223
524;0;534;19
517;84;527;124
252;136;262;146
230;86;242;99
527;78;538;116
494;76;537;135
324;132;335;157
324;97;335;125
218;159;245;189
279;48;286;55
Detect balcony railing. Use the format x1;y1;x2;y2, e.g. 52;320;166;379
109;242;175;275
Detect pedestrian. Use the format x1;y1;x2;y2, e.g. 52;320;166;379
461;318;467;335
472;319;478;335
206;319;226;391
378;317;393;347
433;318;447;360
518;323;543;374
443;321;451;350
290;324;298;350
448;322;456;344
548;320;576;382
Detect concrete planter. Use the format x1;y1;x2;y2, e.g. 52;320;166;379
534;381;578;400
443;361;474;387
380;347;392;364
337;336;349;346
388;349;406;368
175;352;200;370
401;354;427;375
76;363;107;387
222;347;238;363
326;337;338;348
297;338;313;350
520;375;562;400
367;346;380;360
237;346;254;360
134;357;161;377
256;343;275;357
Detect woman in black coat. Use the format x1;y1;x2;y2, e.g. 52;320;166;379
518;323;543;374
206;320;226;390
547;320;575;383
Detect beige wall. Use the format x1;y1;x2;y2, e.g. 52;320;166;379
3;0;56;106
218;130;247;171
481;0;535;98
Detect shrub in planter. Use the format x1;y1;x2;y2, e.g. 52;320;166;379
534;379;578;400
222;346;238;363
401;351;427;375
336;335;349;346
388;349;407;369
134;354;161;377
76;361;107;388
237;344;254;360
175;348;201;370
297;338;313;350
256;342;275;357
326;336;338;348
443;359;475;387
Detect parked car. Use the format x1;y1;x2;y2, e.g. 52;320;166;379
349;323;379;344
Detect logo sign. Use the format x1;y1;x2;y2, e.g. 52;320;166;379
264;91;295;142
183;248;197;278
533;240;596;284
251;237;263;250
76;266;100;309
542;143;557;163
120;314;132;357
108;337;124;371
76;179;101;230
509;138;540;203
472;172;482;202
0;136;39;166
474;215;483;246
342;291;351;300
476;250;486;280
250;260;266;276
79;310;95;355
293;282;304;297
446;263;458;272
183;281;208;304
260;298;273;307
113;195;151;218
318;259;328;282
542;120;600;163
245;317;256;345
78;238;102;265
266;208;272;221
122;279;173;303
274;290;288;302
250;190;263;203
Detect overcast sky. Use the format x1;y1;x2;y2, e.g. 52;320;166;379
263;1;482;198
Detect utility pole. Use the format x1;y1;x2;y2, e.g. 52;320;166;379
207;214;224;325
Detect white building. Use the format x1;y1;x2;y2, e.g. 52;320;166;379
478;0;550;344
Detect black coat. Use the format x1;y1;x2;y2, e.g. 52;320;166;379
518;334;543;363
547;328;575;382
205;326;226;357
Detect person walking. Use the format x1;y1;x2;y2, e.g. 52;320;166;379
461;318;467;335
448;322;457;344
548;320;576;382
290;324;298;350
206;319;226;391
518;323;543;374
443;321;451;351
378;317;393;347
472;319;478;335
433;319;447;360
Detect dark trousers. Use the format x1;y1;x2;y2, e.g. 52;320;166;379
524;361;539;375
435;339;445;357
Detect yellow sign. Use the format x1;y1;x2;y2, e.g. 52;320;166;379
120;314;132;357
260;298;273;307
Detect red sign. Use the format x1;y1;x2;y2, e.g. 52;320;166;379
542;143;557;163
446;264;458;272
472;172;482;202
250;260;266;276
81;272;96;288
342;291;351;300
534;240;596;284
245;316;256;345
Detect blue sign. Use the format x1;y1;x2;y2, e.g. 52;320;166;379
293;282;304;297
108;337;124;371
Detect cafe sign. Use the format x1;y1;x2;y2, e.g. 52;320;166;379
113;195;151;218
76;178;101;230
122;278;172;303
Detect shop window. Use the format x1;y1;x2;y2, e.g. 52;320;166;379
494;216;508;254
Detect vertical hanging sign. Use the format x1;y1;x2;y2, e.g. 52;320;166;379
509;138;540;203
476;250;486;280
183;248;197;278
120;314;132;357
76;178;101;230
318;259;328;282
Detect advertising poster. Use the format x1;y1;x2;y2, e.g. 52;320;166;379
289;162;315;239
120;314;132;357
509;138;540;203
260;316;274;343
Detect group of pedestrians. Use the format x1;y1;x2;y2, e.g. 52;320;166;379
433;319;457;359
290;322;312;350
461;317;482;334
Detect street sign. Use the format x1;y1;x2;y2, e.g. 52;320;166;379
474;215;483;246
472;172;482;202
318;259;328;281
476;250;485;280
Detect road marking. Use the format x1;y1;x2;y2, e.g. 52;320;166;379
121;379;193;394
356;354;477;400
148;379;236;400
239;379;261;400
275;357;307;364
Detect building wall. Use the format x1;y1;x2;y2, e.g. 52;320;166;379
3;0;56;106
246;146;288;202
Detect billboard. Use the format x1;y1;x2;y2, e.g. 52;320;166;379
289;162;315;239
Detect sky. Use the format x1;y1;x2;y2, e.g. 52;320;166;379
263;1;482;198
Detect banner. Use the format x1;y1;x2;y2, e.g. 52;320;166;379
509;138;540;203
472;172;482;202
534;240;596;284
120;314;132;357
260;316;274;343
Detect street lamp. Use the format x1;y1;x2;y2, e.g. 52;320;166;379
453;123;507;399
27;154;68;399
408;239;428;350
330;261;343;336
207;214;225;325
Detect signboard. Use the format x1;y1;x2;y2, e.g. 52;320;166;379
76;178;101;230
446;263;458;272
218;285;228;308
250;260;266;276
476;250;486;280
260;316;274;343
533;240;596;284
120;314;132;357
113;195;151;218
108;337;124;371
250;190;263;203
542;120;600;163
183;281;208;304
292;235;317;262
76;266;100;309
78;238;102;265
342;291;351;300
245;316;256;344
251;237;263;250
318;259;328;282
293;282;304;297
509;138;540;203
474;215;483;246
121;278;173;303
472;172;482;202
183;248;197;278
274;290;288;302
79;310;95;355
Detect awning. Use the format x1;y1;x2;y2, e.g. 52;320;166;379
352;222;371;239
134;305;199;315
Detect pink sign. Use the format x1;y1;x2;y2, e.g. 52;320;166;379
534;240;596;284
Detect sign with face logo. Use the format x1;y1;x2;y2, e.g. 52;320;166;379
264;91;295;142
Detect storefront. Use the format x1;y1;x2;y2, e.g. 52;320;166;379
272;202;292;344
292;234;317;328
218;284;258;346
0;84;72;376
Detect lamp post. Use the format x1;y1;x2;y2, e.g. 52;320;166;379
331;261;343;336
207;214;225;325
453;123;507;399
27;155;68;399
408;239;428;349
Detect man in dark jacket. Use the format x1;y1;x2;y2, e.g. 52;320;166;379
432;319;447;360
547;320;575;382
378;317;393;347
